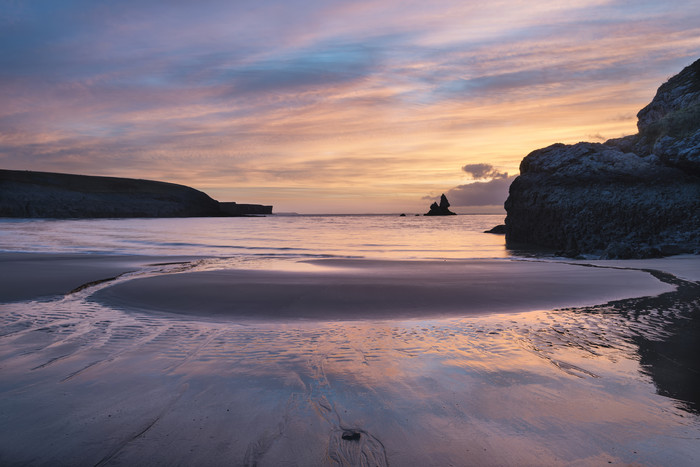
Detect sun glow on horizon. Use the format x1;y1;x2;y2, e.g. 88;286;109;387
1;1;699;213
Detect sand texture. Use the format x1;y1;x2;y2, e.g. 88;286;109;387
1;253;699;466
89;258;674;320
0;253;197;303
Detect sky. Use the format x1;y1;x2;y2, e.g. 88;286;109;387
1;1;700;214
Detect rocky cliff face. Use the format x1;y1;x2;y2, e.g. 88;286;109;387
0;170;224;218
505;58;700;258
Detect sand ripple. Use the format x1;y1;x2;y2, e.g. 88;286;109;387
0;262;698;465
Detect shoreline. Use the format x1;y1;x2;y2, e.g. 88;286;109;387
0;252;203;303
2;252;689;321
2;252;699;465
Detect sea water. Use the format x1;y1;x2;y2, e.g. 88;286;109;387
0;214;509;259
2;214;699;465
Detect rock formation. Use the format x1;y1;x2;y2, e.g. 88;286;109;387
425;194;456;216
218;202;273;216
505;58;700;258
0;170;272;218
484;224;506;234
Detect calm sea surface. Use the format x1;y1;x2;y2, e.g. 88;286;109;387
2;216;700;465
0;214;509;259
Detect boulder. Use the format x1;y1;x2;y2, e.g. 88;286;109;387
484;224;506;234
505;58;700;257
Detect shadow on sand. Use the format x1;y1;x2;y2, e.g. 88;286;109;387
579;269;700;414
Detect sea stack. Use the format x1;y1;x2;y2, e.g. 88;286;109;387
425;194;456;216
504;58;700;258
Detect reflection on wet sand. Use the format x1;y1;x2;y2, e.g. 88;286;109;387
589;269;700;415
0;267;699;465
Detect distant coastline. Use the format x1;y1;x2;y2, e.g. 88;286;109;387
0;169;272;218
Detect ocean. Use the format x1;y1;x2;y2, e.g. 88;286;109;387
0;214;509;259
1;214;699;465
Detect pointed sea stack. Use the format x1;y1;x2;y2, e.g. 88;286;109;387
425;194;456;216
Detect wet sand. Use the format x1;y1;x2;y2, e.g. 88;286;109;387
572;255;700;282
0;253;198;303
1;252;699;466
92;258;675;320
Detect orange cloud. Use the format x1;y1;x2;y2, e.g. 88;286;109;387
1;1;699;212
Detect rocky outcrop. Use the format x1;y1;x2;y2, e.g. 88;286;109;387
425;194;456;216
0;169;249;218
505;58;700;258
219;202;273;216
484;224;506;234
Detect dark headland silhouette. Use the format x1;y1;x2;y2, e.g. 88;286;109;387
425;193;456;216
0;169;272;218
504;57;700;258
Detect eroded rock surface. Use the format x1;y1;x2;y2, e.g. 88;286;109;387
505;58;700;258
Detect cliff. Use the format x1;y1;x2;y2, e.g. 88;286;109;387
0;170;270;218
219;202;273;216
505;58;700;258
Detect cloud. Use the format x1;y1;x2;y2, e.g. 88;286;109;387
427;163;515;207
220;43;376;96
2;1;700;213
588;133;607;142
446;175;516;207
462;163;509;179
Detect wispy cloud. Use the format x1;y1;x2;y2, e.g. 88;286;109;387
1;0;699;212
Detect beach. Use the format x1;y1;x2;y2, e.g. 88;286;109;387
4;3;700;465
1;251;699;466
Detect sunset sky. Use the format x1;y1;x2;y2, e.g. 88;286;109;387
2;1;699;213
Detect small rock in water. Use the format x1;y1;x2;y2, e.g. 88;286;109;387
484;224;506;234
341;430;362;441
